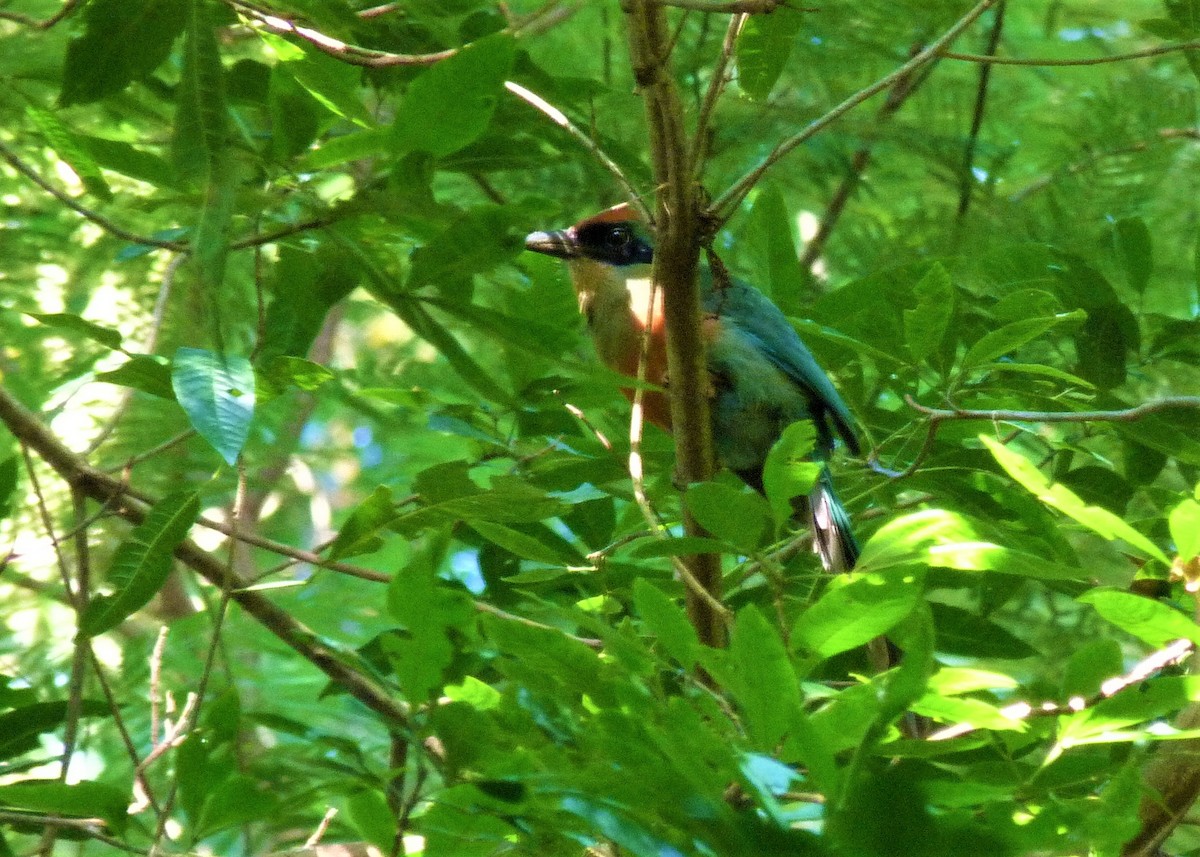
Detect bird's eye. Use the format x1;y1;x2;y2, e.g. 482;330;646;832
606;226;631;249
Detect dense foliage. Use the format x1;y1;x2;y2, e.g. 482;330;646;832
1;0;1200;854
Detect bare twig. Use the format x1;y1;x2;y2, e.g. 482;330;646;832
956;1;1005;220
0;812;147;855
0;141;180;249
943;39;1200;67
0;0;81;29
906;394;1200;425
711;0;1000;223
226;0;583;67
654;0;785;11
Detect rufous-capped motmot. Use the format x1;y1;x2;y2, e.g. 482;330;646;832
525;203;859;572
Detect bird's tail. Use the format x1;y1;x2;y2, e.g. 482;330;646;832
809;467;858;573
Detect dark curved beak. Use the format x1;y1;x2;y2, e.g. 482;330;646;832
524;228;578;259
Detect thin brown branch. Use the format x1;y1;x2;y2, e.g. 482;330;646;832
929;638;1195;742
0;812;146;855
905;394;1200;424
226;0;583;68
626;0;726;648
711;0;1000;224
0;141;182;249
944;38;1200;67
0;0;81;29
654;0;784;10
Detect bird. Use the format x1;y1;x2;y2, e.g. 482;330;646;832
524;203;860;572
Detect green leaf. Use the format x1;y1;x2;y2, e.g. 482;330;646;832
174;0;235;306
559;794;673;857
330;485;398;560
736;6;804;100
1113;216;1152;294
59;0;187;106
260;356;335;395
856;508;1078;580
95;355;175;399
746;184;803;315
408;206;525;290
26;107;111;200
1170;497;1200;561
793;567;924;658
0;701;108;761
469;520;572;565
386;544;472;701
347;789;396;851
171;347;256;465
761;420;822;528
392;33;516;157
730;606;801;748
903;262;954;363
0;780;127;832
0;457;16;522
685;482;770;554
633;578;700;669
23;312;122;350
961;311;1085;370
1078;589;1200;646
197;774;278;840
982;435;1169;565
82;491;201;635
911;694;1027;733
258;244;361;364
631;536;729;558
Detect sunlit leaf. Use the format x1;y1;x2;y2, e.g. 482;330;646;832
982;435;1169;565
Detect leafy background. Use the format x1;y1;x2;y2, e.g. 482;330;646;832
1;0;1199;855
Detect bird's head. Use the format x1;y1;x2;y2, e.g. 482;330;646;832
525;203;654;267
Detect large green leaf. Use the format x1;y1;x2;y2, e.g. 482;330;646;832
729;606;801;748
761;420;821;529
59;0;187;106
1112;216;1152;294
171;348;256;465
1170;496;1200;561
82;491;201;635
174;0;234;310
23;312;122;351
632;578;699;669
793;567;924;658
408;206;525;290
392;33;516;158
982;435;1169;565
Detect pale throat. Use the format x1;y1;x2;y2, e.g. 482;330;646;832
568;258;661;368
